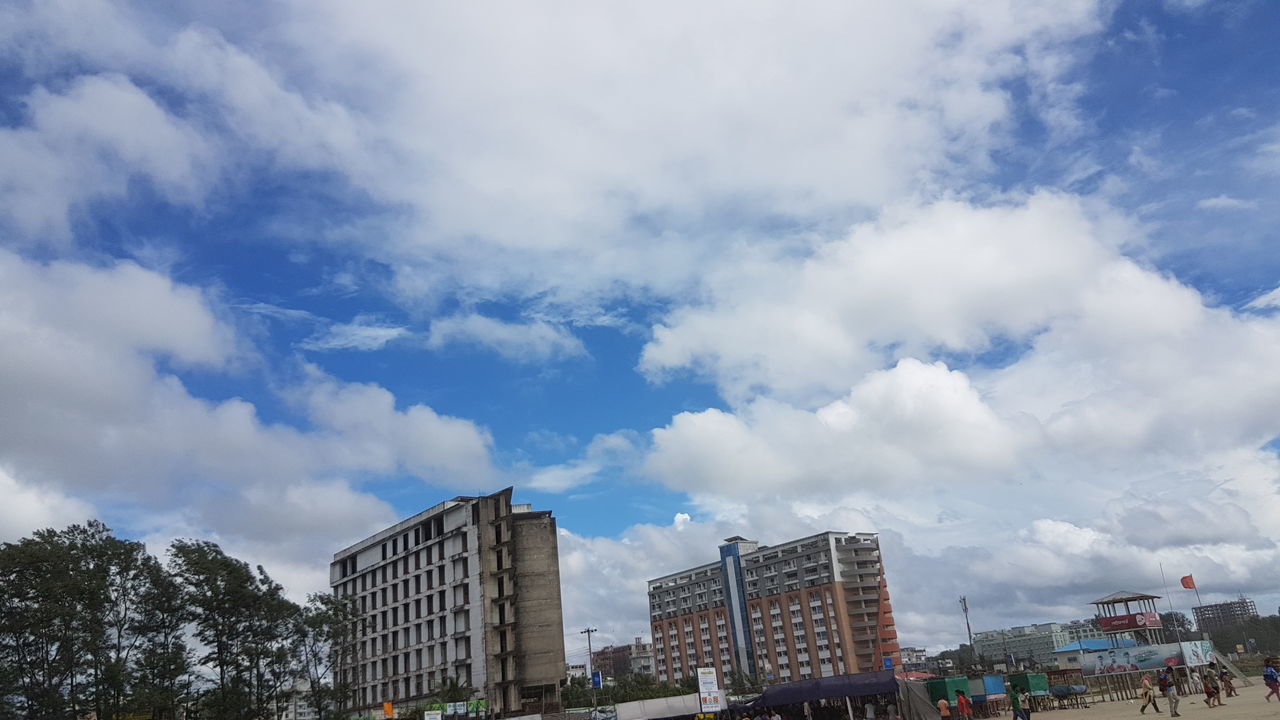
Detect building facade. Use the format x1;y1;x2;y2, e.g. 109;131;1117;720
1193;597;1258;630
647;533;898;687
972;620;1106;668
591;637;655;680
330;488;565;718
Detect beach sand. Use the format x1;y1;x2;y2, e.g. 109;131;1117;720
1025;679;1279;720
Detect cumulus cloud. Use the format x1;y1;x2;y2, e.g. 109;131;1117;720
0;467;97;543
0;74;216;243
641;193;1121;404
3;0;1108;307
0;251;496;597
427;314;586;363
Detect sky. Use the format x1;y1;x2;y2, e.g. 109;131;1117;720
2;0;1279;661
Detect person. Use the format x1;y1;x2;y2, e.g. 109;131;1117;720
1158;667;1180;717
1203;664;1221;708
954;691;971;720
772;712;783;720
1010;687;1025;720
936;697;950;719
1020;690;1033;720
1139;673;1161;714
1218;668;1236;698
1264;657;1280;702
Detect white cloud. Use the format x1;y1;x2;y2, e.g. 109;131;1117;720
1196;194;1257;210
641;193;1123;404
1245;286;1280;311
427;314;586;363
0;466;97;543
299;315;409;352
528;432;640;492
0;74;216;243
0;251;496;596
2;0;1108;307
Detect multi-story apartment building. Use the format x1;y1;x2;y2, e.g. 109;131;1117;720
591;637;655;679
630;637;655;677
899;647;927;672
972;620;1105;667
1193;597;1258;630
330;488;565;718
647;533;898;688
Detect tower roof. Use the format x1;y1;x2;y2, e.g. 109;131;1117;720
1091;591;1160;605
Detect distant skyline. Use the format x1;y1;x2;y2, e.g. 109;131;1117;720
2;0;1279;658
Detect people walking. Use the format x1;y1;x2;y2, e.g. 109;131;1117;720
1263;657;1279;702
1218;668;1236;698
936;696;950;719
1019;690;1032;720
1158;667;1180;717
954;691;972;720
1009;687;1025;720
1139;673;1162;714
1203;663;1222;707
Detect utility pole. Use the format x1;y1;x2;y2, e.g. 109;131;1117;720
959;596;975;667
581;627;598;711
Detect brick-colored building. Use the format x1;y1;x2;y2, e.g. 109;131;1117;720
647;533;899;687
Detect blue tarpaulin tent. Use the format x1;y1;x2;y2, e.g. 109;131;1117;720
748;670;899;707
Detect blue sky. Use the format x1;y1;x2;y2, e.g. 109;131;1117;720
2;0;1279;653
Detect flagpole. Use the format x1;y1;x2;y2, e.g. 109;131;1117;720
1159;563;1183;643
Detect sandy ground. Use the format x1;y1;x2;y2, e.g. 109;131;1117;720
1029;679;1279;720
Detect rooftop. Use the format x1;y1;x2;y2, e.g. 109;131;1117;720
1091;591;1160;604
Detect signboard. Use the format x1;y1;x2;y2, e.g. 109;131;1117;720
883;657;894;669
384;702;396;718
696;667;721;712
424;711;443;720
467;700;487;715
592;671;603;689
1097;613;1162;632
699;689;724;712
1081;643;1182;676
1179;640;1214;667
696;667;718;693
447;702;464;715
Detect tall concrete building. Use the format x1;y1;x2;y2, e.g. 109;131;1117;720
330;488;565;718
647;532;898;687
1193;596;1258;631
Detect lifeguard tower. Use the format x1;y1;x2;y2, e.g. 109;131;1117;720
1091;591;1166;646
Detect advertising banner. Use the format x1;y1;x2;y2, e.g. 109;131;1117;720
1081;643;1181;676
1179;640;1215;667
699;690;724;712
424;711;443;720
1097;613;1162;632
696;667;718;693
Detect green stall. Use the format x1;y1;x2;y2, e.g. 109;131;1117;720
1007;672;1049;696
927;676;971;704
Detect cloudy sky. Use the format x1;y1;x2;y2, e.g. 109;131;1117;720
3;0;1279;658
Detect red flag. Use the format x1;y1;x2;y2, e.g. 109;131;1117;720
1180;574;1196;589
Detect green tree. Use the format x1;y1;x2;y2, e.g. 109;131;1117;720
296;592;357;720
170;539;300;720
132;558;195;720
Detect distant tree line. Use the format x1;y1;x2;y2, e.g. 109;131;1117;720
0;521;355;720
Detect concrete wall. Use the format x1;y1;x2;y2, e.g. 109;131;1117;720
512;512;567;689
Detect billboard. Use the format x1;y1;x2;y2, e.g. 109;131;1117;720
1081;643;1181;676
1097;613;1162;632
1179;640;1215;667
